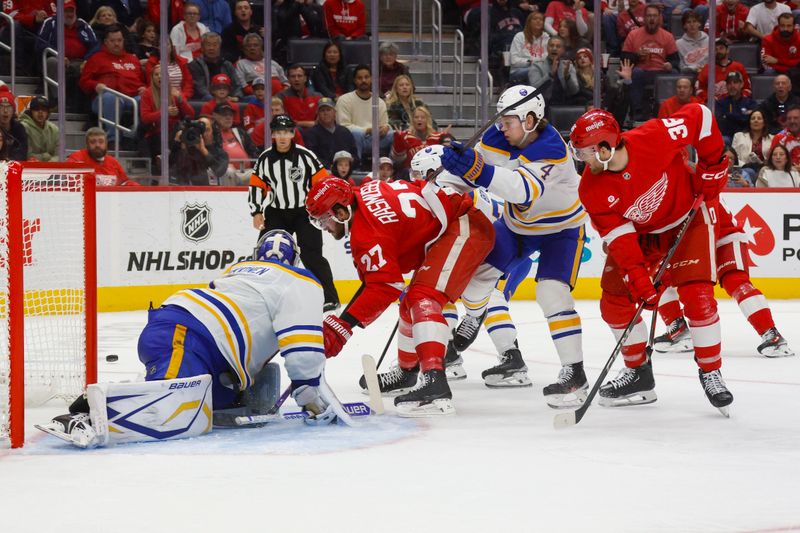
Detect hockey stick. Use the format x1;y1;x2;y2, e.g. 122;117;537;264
376;319;399;369
427;80;552;182
361;354;385;415
234;401;373;426
554;195;704;429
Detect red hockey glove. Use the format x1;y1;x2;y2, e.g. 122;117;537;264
624;267;659;310
694;155;729;201
322;314;353;358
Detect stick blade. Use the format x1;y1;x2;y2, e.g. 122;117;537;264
553;410;577;430
361;354;385;415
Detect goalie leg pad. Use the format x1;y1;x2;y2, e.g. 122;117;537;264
87;375;214;447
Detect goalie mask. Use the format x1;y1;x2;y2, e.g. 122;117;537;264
254;230;301;266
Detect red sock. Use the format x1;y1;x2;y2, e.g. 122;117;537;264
722;271;774;336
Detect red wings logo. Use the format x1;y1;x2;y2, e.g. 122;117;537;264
734;204;775;267
624;173;668;223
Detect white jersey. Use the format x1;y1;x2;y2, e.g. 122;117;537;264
476;123;587;235
163;260;325;390
435;170;503;221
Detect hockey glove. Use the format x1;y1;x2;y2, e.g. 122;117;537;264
292;384;328;414
441;142;494;187
624;267;659;310
323;314;353;358
694;155;729;201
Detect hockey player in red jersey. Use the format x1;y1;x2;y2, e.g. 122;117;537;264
654;200;794;357
569;104;735;414
305;177;495;416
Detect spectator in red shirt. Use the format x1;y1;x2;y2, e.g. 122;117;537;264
616;0;646;45
79;24;146;142
710;0;750;43
622;4;679;120
200;74;242;125
144;40;194;102
695;37;751;101
214;102;259;185
323;0;366;40
278;65;322;131
544;0;590;39
67;127;133;186
140;64;195;170
243;77;267;134
762;13;800;75
658;77;702;118
390;105;446;177
769;104;800;169
250;97;305;149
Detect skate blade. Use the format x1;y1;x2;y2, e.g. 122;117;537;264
717;405;731;418
653;341;694;354
359;385;417;398
760;346;796;358
34;423;95;448
545;386;589;409
598;390;657;407
484;371;532;388
395;398;455;418
445;364;467;381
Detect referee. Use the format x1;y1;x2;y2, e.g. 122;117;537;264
249;114;340;311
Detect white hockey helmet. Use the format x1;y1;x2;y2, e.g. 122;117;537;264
410;144;445;181
496;85;545;124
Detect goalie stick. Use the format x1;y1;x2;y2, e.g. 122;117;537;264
553;195;704;430
233;402;372;426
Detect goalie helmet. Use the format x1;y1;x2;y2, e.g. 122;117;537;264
496;85;545;123
254;230;300;266
305;177;354;221
410;144;445;181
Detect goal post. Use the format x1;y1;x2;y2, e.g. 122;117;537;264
1;161;97;448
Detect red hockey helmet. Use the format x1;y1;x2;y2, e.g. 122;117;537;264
305;177;354;227
569;109;622;169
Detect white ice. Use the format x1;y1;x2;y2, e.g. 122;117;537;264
2;300;800;533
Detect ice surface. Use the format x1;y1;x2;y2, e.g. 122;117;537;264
2;301;799;533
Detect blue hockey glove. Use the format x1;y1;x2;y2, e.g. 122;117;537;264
441;142;494;187
503;258;533;301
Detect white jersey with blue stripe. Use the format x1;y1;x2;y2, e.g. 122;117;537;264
477;123;587;236
435;171;504;221
163;260;325;390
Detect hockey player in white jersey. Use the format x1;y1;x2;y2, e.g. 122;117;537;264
38;230;349;448
436;85;590;407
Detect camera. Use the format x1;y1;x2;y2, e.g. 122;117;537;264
181;119;206;146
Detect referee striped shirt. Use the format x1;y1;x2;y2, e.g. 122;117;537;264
248;144;328;214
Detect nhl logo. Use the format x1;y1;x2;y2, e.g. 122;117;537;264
181;202;212;243
289;165;303;182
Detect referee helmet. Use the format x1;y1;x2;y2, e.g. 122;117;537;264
270;114;296;131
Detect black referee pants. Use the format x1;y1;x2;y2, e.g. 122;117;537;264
260;207;340;305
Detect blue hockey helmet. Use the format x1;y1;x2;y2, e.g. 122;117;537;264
254;230;300;266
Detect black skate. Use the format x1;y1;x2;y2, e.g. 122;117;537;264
444;338;466;380
757;328;795;358
481;344;532;388
598;360;657;407
699;368;733;417
358;364;419;397
394;369;454;417
653;317;693;354
452;309;487;352
543;362;588;409
35;413;98;448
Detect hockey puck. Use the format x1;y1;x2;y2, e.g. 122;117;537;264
105;354;119;363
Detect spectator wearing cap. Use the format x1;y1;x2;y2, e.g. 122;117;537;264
323;0;367;40
711;0;750;43
144;40;194;102
140;64;195;169
676;11;709;75
303;97;360;168
278;65;322;132
249;97;306;150
243;79;267;136
311;41;351;99
336;65;394;163
67;127;131;186
761;13;800;75
196;0;232;34
759;74;800;133
188;32;244;101
200;74;242;125
234;34;288;96
221;0;265;63
249;114;340;311
330;150;356;184
36;0;97;111
20;96;59;162
745;0;790;41
378;43;410;96
377;157;396;182
170;2;210;61
658;77;702;119
695;37;750;101
0;91;28;162
214;103;259;185
716;71;758;141
79;24;146;143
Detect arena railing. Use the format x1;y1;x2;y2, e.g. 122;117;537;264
412;0;422;57
474;58;493;128
453;29;465;121
42;47;59;102
96;87;139;158
0;12;15;93
431;0;443;90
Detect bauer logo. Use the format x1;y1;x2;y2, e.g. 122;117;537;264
181;202;212;243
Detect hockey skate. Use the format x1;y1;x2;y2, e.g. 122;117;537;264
481;344;532;388
598;360;657;407
543;362;588;409
358;364;419;396
699;368;734;417
452;309;487;352
394;369;454;417
444;339;467;380
35;413;98;448
653;317;693;354
757;328;795;358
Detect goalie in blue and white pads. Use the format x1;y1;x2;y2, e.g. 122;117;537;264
37;230;349;448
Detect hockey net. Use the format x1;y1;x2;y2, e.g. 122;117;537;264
0;161;97;448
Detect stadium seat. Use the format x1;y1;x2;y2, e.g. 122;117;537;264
340;40;372;66
750;75;774;102
670;13;684;39
549;105;586;136
287;38;328;66
654;74;686;104
727;43;760;71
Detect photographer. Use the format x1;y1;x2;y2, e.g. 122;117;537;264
169;115;229;185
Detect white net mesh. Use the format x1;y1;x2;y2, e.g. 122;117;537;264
0;162;92;445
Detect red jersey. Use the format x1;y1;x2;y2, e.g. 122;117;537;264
346;179;472;325
578;104;724;274
622;27;678;71
657;95;702;119
710;3;750;42
243;103;264;134
79;46;145;98
770;129;800;167
323;0;366;39
67;149;131;186
544;1;589;32
2;0;54;29
761;27;800;74
695;60;750;101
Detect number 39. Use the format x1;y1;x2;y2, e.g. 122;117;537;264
662;118;688;140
